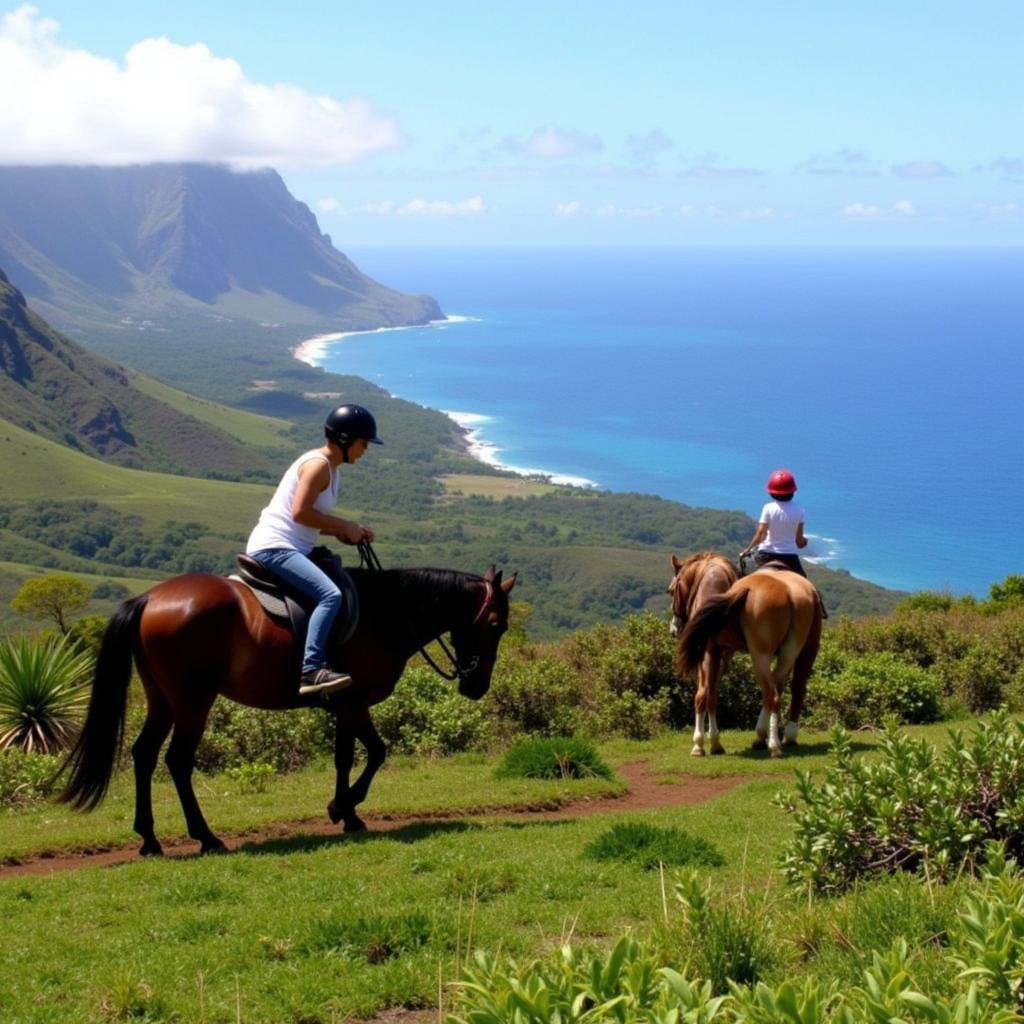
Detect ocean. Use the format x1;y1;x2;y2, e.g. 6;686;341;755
306;246;1024;596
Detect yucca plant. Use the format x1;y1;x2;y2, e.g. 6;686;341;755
0;633;93;753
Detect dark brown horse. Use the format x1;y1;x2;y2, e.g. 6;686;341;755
675;564;822;757
668;552;739;756
59;564;516;855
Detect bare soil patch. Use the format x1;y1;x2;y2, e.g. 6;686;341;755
0;763;751;879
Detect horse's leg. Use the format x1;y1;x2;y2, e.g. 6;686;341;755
786;616;822;745
691;660;708;757
165;700;224;854
705;649;726;755
750;651;782;757
131;684;173;857
349;709;386;807
327;713;362;832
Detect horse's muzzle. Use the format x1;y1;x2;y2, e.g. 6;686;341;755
458;659;494;699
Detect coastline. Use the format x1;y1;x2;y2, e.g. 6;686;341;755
292;318;599;490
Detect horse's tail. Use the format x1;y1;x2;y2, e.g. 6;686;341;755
677;588;749;678
58;593;148;811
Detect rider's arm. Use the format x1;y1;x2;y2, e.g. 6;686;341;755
291;460;374;544
742;522;768;555
796;522;808;548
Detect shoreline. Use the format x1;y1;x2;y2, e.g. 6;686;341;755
292;317;599;490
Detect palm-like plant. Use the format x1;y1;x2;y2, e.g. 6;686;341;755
0;634;93;753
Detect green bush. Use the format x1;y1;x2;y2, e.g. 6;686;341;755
584;822;723;871
778;715;1024;894
225;761;276;794
805;652;942;728
486;657;586;739
494;736;612;780
373;666;493;756
195;702;332;773
0;747;59;805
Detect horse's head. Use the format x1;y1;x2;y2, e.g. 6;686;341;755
668;552;735;637
450;566;517;699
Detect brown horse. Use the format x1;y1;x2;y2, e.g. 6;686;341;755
675;563;822;757
668;552;739;756
59;563;516;855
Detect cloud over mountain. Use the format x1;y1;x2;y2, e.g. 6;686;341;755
0;4;401;168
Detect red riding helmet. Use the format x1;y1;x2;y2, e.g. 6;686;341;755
766;469;797;497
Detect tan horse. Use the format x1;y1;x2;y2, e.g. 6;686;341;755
675;564;822;757
668;552;739;756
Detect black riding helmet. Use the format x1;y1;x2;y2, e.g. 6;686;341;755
324;405;384;457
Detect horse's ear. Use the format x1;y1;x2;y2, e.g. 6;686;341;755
500;572;518;593
670;554;682;571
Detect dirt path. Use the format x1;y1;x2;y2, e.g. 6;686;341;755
0;764;752;879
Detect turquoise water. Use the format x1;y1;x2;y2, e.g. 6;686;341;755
314;246;1024;596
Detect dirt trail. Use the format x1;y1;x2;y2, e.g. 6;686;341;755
0;763;752;879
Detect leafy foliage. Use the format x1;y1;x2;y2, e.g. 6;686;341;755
372;666;494;755
494;737;612;780
0;747;59;805
778;715;1024;894
9;572;92;633
0;633;92;753
584;823;724;871
450;849;1024;1022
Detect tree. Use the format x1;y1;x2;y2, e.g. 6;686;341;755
990;574;1024;607
10;573;92;634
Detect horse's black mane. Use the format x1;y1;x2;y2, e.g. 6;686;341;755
350;566;483;613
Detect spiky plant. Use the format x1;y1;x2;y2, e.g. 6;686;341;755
0;633;92;753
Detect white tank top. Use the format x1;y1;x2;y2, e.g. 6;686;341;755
246;450;338;555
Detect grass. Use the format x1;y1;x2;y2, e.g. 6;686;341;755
125;369;295;452
0;720;987;1022
584;822;724;869
439;473;559;499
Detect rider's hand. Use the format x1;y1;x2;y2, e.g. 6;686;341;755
336;521;373;545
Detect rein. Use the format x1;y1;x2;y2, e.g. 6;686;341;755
357;541;489;683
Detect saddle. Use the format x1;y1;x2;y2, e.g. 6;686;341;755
231;546;360;654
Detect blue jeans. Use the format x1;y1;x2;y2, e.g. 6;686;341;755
249;548;342;673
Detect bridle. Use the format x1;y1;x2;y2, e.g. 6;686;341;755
358;540;497;682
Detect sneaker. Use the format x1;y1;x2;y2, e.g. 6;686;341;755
299;667;353;697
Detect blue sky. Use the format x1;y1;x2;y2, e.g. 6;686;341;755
2;1;1022;244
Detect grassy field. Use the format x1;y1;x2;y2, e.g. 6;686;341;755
0;721;974;1023
438;473;560;500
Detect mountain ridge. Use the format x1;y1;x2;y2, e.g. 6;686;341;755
0;163;442;335
0;267;286;477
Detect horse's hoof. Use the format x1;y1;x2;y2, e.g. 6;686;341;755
200;839;228;855
343;816;367;834
690;745;705;758
327;800;343;825
710;744;726;756
751;737;768;750
139;840;163;858
783;736;798;747
769;747;784;759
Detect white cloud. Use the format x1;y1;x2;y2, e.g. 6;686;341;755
554;201;583;216
498;124;603;160
316;196;486;217
0;5;401;167
842;200;915;219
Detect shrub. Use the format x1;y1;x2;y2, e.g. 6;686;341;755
778;715;1024;894
494;736;612;780
805;652;942;728
0;633;92;753
195;702;332;773
372;667;493;755
584;822;723;871
225;761;276;794
0;748;60;805
486;658;586;738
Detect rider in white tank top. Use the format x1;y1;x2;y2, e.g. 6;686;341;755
245;404;382;698
247;451;339;555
